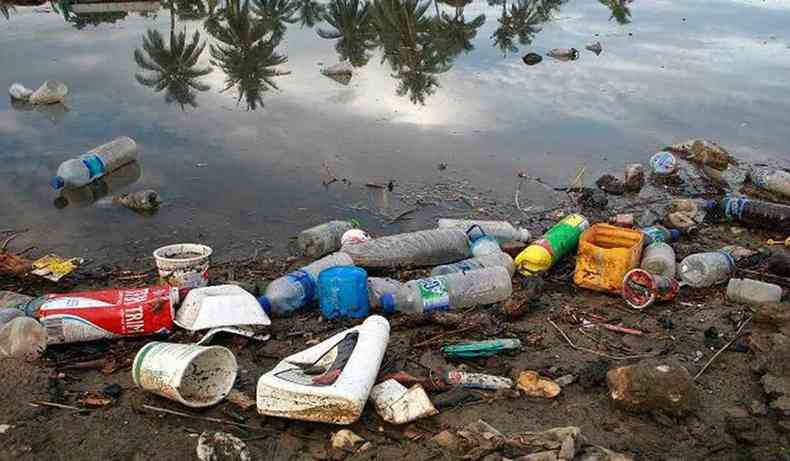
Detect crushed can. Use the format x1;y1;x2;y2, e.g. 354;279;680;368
622;269;679;310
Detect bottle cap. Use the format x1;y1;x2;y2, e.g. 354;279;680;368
50;176;65;190
380;293;396;314
669;229;681;241
257;296;272;316
514;245;553;276
518;228;532;242
702;199;717;211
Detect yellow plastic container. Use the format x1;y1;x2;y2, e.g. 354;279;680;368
574;224;644;294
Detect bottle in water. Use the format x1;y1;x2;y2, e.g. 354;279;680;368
342;229;470;268
749;167;790;199
50;136;138;190
641;225;680;245
704;196;790;230
258;252;353;316
678;249;735;288
298;221;354;259
436;219;531;243
640;242;676;278
378;266;512;315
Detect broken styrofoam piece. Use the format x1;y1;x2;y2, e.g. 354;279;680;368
369;379;437;424
256;315;390;424
175;285;271;331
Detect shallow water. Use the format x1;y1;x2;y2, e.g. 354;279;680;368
1;0;789;263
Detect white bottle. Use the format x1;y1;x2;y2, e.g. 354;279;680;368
259;252;353;316
750;167;790;199
51;137;138;190
640;242;676;278
437;219;531;243
297;221;354;259
379;266;512;314
678;250;735;288
342;229;470;268
726;278;783;305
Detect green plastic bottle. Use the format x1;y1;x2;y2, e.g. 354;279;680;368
514;214;589;276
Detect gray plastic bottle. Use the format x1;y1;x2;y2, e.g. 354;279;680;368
431;233;514;276
437;219;531;243
379;266;512;315
678;250;735;288
750;167;790;199
726;278;783;305
342;229;470;268
640;242;676;278
297;221;354;259
51;137;138;190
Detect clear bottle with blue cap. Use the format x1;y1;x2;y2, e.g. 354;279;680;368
50;137;138;190
431;225;514;276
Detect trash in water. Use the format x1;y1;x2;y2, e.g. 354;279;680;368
175;284;270;332
441;369;513;390
667;139;734;170
622;268;679;310
298;220;354;259
50;136;138;190
442;338;521;358
8;83;33;101
586;41;603;55
522;52;542;65
340;229;371;247
706;196;790;231
133;342;238;408
196;431;251;461
153;243;213;289
322;62;353;85
649;151;677;175
369;379;437;424
726;278;783;305
31;254;84;282
0;317;47;361
546;48;579;61
574;224;644;294
318;266;370;320
256;315;390;424
29;80;68;105
515;214;589;276
517;371;561;398
114;189;160;213
55;161;142;209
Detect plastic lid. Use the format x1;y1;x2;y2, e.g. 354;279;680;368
515;245;553;275
702;199;717;211
669;229;681;241
380;293;396;314
257;296;272;316
518;228;532;242
50;176;65;190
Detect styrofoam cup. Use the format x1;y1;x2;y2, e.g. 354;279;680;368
153;243;212;288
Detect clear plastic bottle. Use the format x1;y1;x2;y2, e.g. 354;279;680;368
678;250;735;288
749;167;790;199
0;317;47;361
258;252;353;316
50;136;138;190
726;278;783;305
342;229;470;268
641;225;681;245
379;266;512;315
436;219;531;243
640;242;676;278
367;277;404;310
431;232;514;276
298;221;354;259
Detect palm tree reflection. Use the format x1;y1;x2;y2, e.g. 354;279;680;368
253;0;298;42
491;0;564;57
295;0;324;27
600;0;631;25
317;0;377;67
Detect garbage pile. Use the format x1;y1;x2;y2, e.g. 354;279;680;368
1;137;789;459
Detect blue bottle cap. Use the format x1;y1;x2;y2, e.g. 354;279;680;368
669;229;681;241
257;296;272;316
702;199;717;211
50;176;65;190
380;293;396;314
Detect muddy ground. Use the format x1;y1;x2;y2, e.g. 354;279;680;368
2;162;790;461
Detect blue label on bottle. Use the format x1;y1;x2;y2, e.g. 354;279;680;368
722;197;749;221
81;155;106;180
717;250;736;272
287;269;316;303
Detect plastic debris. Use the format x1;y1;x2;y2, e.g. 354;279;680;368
726;278;783;305
153;243;213;289
441;369;513;390
318;266;370;320
705;196;790;231
748;167;790;199
622;268;679;310
517;371;561;398
442;338;521;358
437;219;531;243
196;432;251;461
340;229;371;247
175;284;271;331
668;139;734;170
649;151;677;175
342;229;470;268
298;221;354;259
609;214;634;228
515;214;589;276
369;380;437;424
29;80;68;105
586;41;603;55
640;242;677;278
9;83;33;101
678;248;735;288
31;254;83;282
331;429;364;451
574;224;644;294
51;137;138;190
0;317;47;361
114;189;160;212
547;48;579;61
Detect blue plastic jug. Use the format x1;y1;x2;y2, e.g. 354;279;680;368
318;266;370;320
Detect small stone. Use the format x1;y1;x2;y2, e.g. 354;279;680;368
607;364;698;416
517;371;561;398
196;432;251;461
725;414;760;444
431;430;464;453
596;174;626;195
331;430;364;452
555;374;576;387
749;400;768;416
0;424;12;434
579;188;608;210
624;164;645;192
522;53;543;65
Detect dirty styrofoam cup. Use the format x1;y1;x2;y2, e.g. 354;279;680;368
132;341;237;408
153;243;213;288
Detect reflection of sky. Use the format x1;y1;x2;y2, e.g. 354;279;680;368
1;0;789;262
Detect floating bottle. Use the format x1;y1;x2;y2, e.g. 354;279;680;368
341;229;469;268
514;214;589;276
298;221;354;259
678;249;735;288
705;196;790;230
51;137;138;190
436;219;531;243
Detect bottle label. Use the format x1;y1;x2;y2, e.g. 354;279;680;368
722;197;749;221
417;278;450;313
642;227;664;243
81;155;106;180
286;270;316;303
542;215;588;261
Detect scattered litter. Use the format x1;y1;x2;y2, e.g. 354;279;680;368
31;254;83;282
318;266;370;320
51;137;138;190
114;189;160;213
153;243;213;289
0;424;12;434
649;151;677;175
226;389;256;410
195;326;271;346
299;221;354;259
331;429;364;451
575;224;643;294
726;278;782;305
517;370;562;398
442;338;521;358
196;432;251;461
340;229;371;247
522;52;543;65
441;369;513;390
609;213;634;228
29;80;68;105
547;48;579;61
748;167;790;199
369;380;437;424
8;83;33;101
516;214;589;276
0;317;46;361
623;268;679;310
176;284;271;331
586;41;603;55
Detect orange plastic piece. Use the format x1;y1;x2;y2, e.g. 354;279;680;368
574;224;644;294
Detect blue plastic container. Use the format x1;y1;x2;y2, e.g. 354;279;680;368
318;266;370;320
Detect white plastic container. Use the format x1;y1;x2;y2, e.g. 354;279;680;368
175;285;271;331
678;251;735;288
369;380;437;424
437;219;531;243
153;243;213;288
256;315;390;424
726;278;783;305
297;221;354;259
341;229;470;268
132;342;238;408
640;242;676;278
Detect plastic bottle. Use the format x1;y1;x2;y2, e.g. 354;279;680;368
436;219;531;243
379;266;512;315
368;277;404;310
678;249;735;288
726;278;783;305
514;214;589;276
50;136;138;190
640;242;676;278
341;229;470;268
749;167;790;199
298;221;354;259
259;252;353;316
0;317;47;361
641;225;680;245
705;196;790;230
431;253;515;277
55;161;142;208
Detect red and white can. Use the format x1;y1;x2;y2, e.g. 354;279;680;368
36;286;178;345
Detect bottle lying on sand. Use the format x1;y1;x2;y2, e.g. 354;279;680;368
436;219;531;243
704;196;790;231
342;229;470;268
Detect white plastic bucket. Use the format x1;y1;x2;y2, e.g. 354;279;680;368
132;341;237;408
153;243;212;288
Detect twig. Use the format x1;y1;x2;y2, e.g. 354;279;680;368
514;178;525;212
388;207;419;224
548;319;658;361
412;325;476;348
1;233;19;251
142;404;258;429
694;317;751;381
600;323;644;336
30;400;85;411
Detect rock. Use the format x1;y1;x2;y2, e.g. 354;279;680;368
196;432;251;461
114;189;161;212
596;174;625;195
579;359;609;388
766;250;790;277
585;41;603;55
29;80;68;105
606;364;698;416
668;139;734;170
517;371;561;398
9;83;33;101
522;53;543;65
762;375;790;416
623;164;645;192
749;400;768;416
431;430;464;452
579;188;608;209
331;430;364;452
725;414;761;444
637;208;661;227
555;374;577;387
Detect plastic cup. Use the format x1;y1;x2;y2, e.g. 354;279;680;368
132;342;237;408
153;243;212;288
